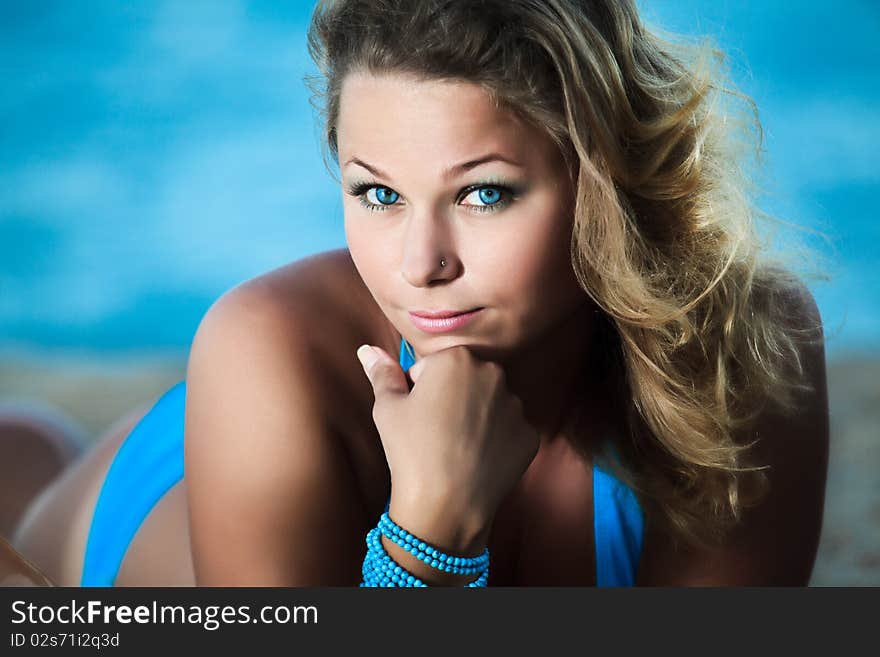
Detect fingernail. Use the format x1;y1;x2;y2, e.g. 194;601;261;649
356;344;380;371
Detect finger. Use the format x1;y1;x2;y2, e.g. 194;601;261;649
356;345;410;401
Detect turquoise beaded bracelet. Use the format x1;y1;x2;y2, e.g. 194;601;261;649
361;527;489;587
362;527;427;587
377;512;490;575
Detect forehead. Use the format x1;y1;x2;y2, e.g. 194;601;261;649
337;71;557;169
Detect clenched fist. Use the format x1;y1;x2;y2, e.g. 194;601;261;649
356;343;540;552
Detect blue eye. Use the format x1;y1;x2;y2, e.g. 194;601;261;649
345;180;518;214
481;188;500;203
368;187;399;206
464;187;504;211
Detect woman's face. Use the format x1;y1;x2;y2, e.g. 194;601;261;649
338;71;588;359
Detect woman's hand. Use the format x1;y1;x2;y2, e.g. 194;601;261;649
356;343;540;552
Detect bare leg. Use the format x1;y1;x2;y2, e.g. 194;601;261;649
10;404;196;587
10;407;149;585
0;405;86;540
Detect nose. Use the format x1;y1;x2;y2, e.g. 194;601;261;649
400;209;459;287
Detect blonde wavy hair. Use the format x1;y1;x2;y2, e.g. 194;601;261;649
305;0;827;549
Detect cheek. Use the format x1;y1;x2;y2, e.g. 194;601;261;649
482;207;573;300
344;216;390;294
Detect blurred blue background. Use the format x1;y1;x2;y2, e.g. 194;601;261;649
0;1;877;584
1;0;877;359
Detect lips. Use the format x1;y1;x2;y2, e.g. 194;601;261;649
408;308;484;333
410;308;481;319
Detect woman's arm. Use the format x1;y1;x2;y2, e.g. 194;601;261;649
636;281;830;585
184;285;368;586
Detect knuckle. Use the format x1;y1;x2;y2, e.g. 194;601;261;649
449;345;472;362
433;346;467;369
484;359;504;376
482;360;506;387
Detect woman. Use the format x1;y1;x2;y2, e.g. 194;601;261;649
7;0;828;586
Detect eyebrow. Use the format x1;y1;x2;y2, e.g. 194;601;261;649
343;153;524;181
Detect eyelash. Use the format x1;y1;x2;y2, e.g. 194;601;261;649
344;179;520;214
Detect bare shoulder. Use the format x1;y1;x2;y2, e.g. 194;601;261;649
759;268;825;340
208;247;390;352
637;274;830;585
194;248;398;425
183;248;393;585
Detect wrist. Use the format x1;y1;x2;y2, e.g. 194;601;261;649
387;495;491;557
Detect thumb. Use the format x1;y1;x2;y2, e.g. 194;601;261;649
408;357;425;384
356;345;410;400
